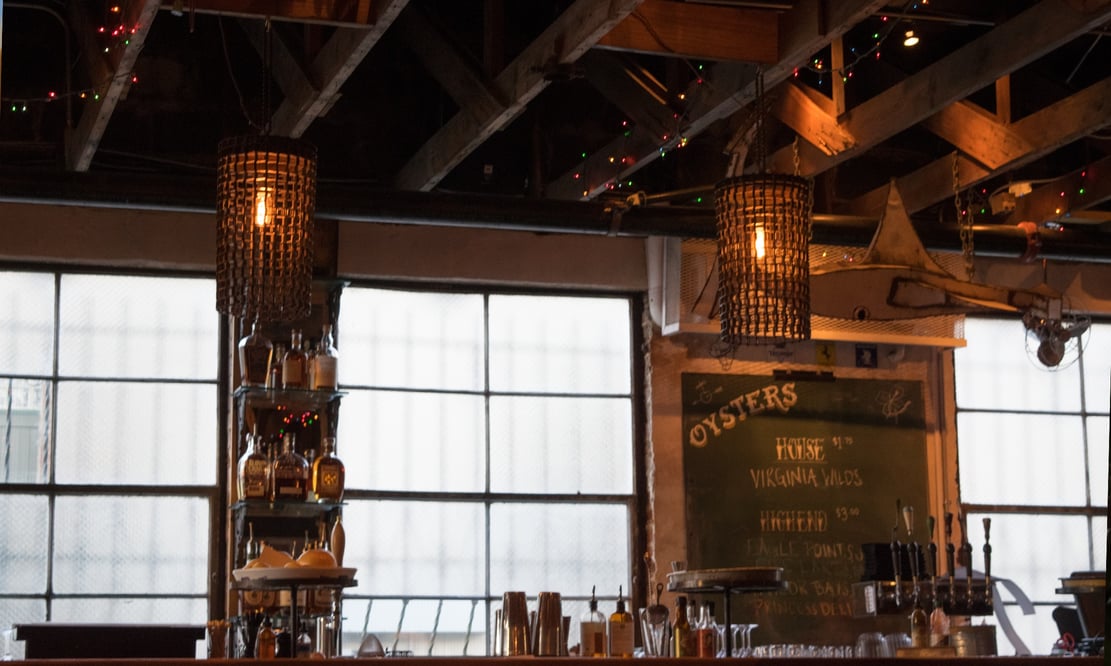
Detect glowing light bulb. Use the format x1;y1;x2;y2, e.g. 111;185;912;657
254;186;273;227
754;224;766;259
903;30;919;47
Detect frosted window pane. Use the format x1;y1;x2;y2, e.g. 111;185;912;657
0;379;50;484
957;413;1085;505
0;272;55;376
489;295;631;394
1081;323;1110;411
339;288;484;390
0;495;48;593
339;389;484;492
343;500;485;596
955;318;1081;410
490;503;629;594
342;598;490;657
991;606;1060;657
966;513;1090;604
1089;417;1108;508
490;396;633;494
58;275;218;380
1093;515;1107;571
51;598;206;625
53;495;210;594
55;382;216;485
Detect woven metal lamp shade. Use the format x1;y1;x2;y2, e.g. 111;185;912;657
715;173;813;345
216;135;317;322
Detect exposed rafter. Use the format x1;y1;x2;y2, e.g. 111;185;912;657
66;0;160;171
1002;153;1111;226
546;0;891;200
595;0;778;63
395;0;646;191
158;0;376;26
763;0;1111;176
844;76;1111;216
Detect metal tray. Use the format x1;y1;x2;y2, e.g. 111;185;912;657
667;566;787;593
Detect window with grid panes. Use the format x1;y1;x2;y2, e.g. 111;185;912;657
0;271;218;657
953;316;1108;655
334;286;637;656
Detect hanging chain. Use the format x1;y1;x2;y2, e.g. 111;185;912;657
753;69;767;174
794;136;814;240
953;154;975;280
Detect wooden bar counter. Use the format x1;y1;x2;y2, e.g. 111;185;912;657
14;657;1102;665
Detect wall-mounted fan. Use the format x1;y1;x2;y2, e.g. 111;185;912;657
1022;309;1091;369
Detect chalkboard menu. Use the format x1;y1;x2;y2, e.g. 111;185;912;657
682;372;929;646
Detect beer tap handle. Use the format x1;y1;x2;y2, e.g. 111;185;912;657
944;512;955;609
891;526;903;607
959;512;973;606
926;515;937;579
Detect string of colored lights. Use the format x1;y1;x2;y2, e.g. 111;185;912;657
2;3;142;113
795;0;927;84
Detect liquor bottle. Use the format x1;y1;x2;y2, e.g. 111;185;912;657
237;430;271;500
671;595;692;657
271;433;309;501
607;586;634;657
313;324;339;390
267;343;286;389
282;330;307;389
580;585;607;657
312;436;346;502
238;320;273;387
696;600;719;658
255;616;276;659
305;338;317;391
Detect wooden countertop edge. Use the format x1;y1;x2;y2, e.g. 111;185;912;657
11;658;1101;665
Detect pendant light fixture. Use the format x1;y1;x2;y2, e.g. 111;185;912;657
215;18;317;322
715;71;813;346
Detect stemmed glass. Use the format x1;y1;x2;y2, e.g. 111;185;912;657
731;623;758;657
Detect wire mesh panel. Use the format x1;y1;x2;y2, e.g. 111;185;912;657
216;135;317;322
715;174;812;345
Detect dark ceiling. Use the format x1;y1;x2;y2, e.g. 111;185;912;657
1;0;1110;258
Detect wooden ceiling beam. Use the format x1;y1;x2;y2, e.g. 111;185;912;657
922;101;1035;170
843;76;1111;217
595;0;778;63
158;0;376;26
1002;155;1111;227
66;0;161;172
269;0;408;137
395;6;505;123
775;81;856;157
764;0;1111;176
579;50;677;143
546;0;890;199
395;0;646;192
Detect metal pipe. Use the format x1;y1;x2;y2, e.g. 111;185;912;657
0;171;1109;262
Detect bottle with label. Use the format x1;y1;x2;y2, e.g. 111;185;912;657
238;320;273;387
271;432;309;501
607;586;634;657
671;595;692;657
312;436;346;502
267;343;286;389
313;324;339;390
580;585;607;657
697;600;719;657
282;330;307;389
255;616;276;659
237;430;271;500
